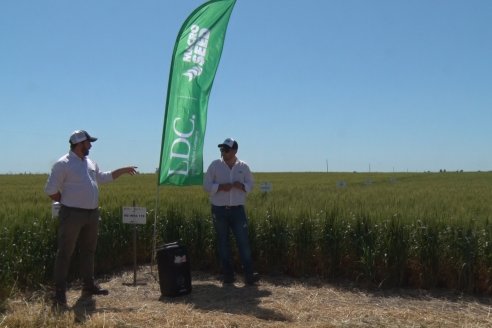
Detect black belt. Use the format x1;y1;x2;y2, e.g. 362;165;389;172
214;205;243;210
61;205;98;212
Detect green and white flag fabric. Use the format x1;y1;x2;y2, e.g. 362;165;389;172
158;0;237;185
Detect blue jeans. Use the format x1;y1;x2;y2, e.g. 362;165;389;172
212;205;254;280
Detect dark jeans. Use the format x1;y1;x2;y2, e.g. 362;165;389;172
211;205;254;280
54;205;99;291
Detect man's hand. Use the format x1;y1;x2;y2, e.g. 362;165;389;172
218;183;233;191
112;166;138;179
49;192;61;202
232;181;245;191
124;166;138;175
218;182;245;192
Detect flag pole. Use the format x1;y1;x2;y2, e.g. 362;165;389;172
150;183;160;280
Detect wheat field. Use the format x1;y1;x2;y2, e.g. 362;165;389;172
1;172;491;305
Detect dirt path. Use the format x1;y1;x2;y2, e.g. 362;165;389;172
2;266;491;327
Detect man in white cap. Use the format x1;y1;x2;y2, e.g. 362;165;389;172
45;130;138;310
203;138;259;285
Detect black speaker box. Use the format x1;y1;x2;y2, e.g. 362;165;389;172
156;242;192;297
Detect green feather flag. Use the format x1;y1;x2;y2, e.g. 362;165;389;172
158;0;237;185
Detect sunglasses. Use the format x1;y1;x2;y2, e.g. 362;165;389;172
220;147;231;153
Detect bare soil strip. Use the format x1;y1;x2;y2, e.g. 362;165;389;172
2;266;491;327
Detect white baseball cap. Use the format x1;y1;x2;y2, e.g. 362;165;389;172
69;130;97;145
217;137;238;150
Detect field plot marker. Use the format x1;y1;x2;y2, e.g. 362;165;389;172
122;201;148;286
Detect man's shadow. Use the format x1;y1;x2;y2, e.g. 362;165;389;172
71;296;134;324
160;282;292;322
71;297;96;323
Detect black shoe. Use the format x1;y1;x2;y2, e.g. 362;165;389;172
82;284;109;297
245;272;260;285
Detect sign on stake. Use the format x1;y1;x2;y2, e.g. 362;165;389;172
122;202;147;286
260;182;273;193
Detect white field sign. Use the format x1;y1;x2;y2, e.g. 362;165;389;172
260;182;273;193
336;180;348;189
123;207;147;225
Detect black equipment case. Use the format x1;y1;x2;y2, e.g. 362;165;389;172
156;242;192;297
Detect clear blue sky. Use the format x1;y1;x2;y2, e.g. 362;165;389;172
1;0;491;174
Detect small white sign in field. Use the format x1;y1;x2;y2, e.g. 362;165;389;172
122;207;147;225
336;180;348;189
260;182;273;193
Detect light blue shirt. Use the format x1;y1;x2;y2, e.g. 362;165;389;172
45;151;113;209
203;158;254;206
